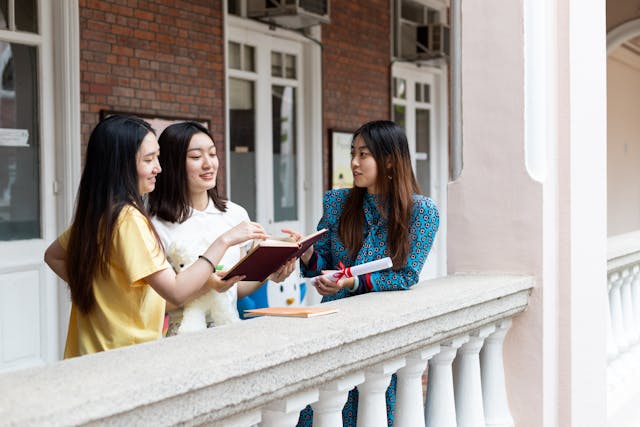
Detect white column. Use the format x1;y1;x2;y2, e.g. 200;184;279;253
454;325;496;427
262;389;319;427
310;372;364;427
356;358;406;427
425;336;468;427
395;345;440;427
480;319;514;427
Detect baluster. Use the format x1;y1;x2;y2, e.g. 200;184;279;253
357;358;406;427
480;319;514;427
631;265;640;337
629;265;640;377
310;372;364;427
610;271;627;351
620;268;638;346
607;271;618;362
396;345;440;427
454;325;495;427
425;336;468;427
608;272;634;400
262;389;318;427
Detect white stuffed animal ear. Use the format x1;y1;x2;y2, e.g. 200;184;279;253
166;242;193;273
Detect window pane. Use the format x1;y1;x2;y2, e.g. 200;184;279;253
228;42;241;70
243;45;255;72
401;0;424;24
285;54;296;79
393;104;405;129
299;0;327;15
271;52;282;77
228;0;241;15
415;108;430;196
272;85;297;222
0;43;40;240
428;10;439;24
15;0;37;33
416;83;431;102
0;0;7;30
400;23;417;58
229;78;257;220
394;77;406;99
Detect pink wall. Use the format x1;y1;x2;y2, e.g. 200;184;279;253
448;1;608;425
448;1;543;425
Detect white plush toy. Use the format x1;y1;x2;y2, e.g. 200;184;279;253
166;238;240;335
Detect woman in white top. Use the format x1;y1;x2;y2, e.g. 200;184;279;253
148;121;294;334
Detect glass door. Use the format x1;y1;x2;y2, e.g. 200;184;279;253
0;0;58;372
392;64;447;279
393;76;434;197
227;28;304;236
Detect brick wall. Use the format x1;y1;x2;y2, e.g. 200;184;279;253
79;0;227;190
321;0;391;189
78;0;392;193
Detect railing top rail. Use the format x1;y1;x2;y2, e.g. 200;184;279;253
608;230;640;271
0;274;533;426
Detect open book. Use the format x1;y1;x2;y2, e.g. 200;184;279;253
243;306;338;318
222;228;327;282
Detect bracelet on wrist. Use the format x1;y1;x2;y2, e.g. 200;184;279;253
198;255;216;272
348;275;359;292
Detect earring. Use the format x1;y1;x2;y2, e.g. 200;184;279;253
387;175;392;180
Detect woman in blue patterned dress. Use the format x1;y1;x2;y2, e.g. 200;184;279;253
293;120;439;426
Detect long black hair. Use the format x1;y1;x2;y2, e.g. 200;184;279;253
339;120;421;268
66;115;158;314
148;121;227;223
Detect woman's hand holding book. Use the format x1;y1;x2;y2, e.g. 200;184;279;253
281;228;314;264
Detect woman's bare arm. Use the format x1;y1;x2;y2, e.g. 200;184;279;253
44;239;69;283
146;221;267;306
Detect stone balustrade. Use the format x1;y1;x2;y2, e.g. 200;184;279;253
607;231;640;425
0;274;532;426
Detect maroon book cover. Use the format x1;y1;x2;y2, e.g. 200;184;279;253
222;229;327;282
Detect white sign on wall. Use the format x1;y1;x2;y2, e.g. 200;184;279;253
0;129;29;147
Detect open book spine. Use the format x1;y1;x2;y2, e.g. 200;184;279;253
291;228;328;259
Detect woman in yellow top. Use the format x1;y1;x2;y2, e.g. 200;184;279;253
44;115;270;358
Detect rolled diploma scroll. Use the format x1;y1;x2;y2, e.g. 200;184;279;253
312;257;393;284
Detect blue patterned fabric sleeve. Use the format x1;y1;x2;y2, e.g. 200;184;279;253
367;196;439;291
300;189;347;277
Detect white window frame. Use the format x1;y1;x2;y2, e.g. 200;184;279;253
224;12;323;234
392;61;448;279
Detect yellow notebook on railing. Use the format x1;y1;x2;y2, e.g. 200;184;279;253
243;307;338;318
